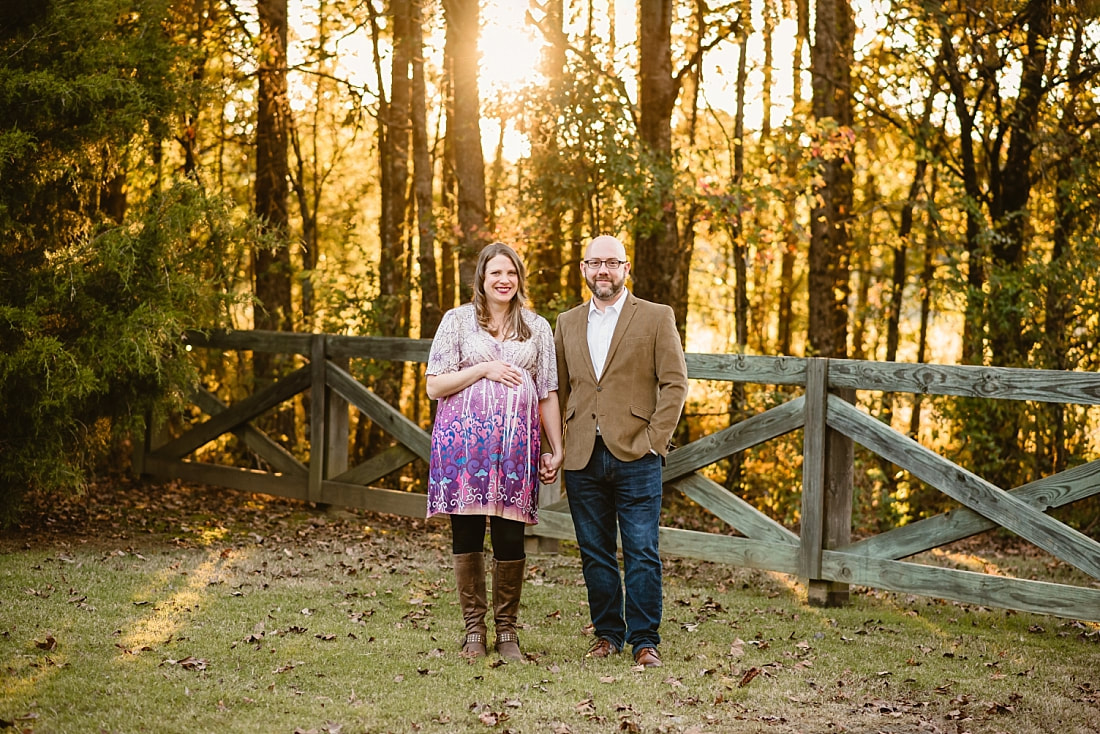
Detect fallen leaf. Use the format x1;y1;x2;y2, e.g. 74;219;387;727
182;656;205;671
739;667;761;688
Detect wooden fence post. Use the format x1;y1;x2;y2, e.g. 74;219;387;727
800;358;828;584
308;334;326;504
814;387;855;606
325;340;350;480
803;357;854;608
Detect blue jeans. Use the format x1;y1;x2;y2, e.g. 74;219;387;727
565;437;663;653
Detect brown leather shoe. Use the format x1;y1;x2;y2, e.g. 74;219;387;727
633;646;662;668
586;638;620;658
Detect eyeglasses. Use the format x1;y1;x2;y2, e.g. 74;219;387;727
581;258;627;270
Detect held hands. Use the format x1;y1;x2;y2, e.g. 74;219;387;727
483;360;524;388
539;451;563;484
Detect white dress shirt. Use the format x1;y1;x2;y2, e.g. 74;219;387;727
587;289;627;381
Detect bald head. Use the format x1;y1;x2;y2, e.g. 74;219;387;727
585;235;627;261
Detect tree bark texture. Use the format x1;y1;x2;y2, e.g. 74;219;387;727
412;0;441;339
253;0;295;444
635;0;688;343
254;0;293;336
778;0;809;357
443;0;488;302
986;0;1051;368
381;0;411;340
808;0;854;359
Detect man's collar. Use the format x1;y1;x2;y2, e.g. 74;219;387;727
589;288;629;316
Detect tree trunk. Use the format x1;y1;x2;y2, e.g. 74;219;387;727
254;0;292;336
777;0;808;357
288;0;332;325
253;0;295;445
363;0;414;476
724;28;749;493
761;0;775;141
986;0;1051;368
881;81;938;430
1042;19;1087;474
808;0;853;359
412;0;441;339
487;121;505;234
443;0;488;302
381;0;411;340
938;24;986;365
635;0;686;342
909;170;938;439
440;53;457;313
527;0;566;311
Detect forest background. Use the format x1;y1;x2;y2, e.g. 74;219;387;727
2;0;1099;537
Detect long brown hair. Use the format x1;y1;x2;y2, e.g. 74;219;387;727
473;242;531;341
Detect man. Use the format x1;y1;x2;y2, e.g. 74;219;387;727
551;234;688;668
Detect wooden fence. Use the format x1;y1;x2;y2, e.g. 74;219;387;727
135;329;1100;623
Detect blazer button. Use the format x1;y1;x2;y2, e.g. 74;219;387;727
596;386;602;392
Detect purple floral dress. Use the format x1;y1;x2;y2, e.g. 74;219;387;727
426;304;557;524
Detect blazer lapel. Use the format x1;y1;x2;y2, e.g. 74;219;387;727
601;294;637;377
574;301;599;382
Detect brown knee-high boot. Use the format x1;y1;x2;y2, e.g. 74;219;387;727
453;552;487;657
492;557;526;661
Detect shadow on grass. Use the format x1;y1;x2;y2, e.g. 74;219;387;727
1;479;1098;733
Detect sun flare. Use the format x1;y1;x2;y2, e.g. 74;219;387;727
478;0;543;92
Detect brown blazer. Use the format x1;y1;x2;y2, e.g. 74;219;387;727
554;292;688;471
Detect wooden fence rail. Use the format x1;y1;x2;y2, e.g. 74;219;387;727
135;329;1100;623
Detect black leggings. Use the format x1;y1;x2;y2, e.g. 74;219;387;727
450;514;526;561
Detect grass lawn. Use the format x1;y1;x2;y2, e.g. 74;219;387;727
2;480;1098;733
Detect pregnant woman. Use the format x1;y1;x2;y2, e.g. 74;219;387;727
425;242;563;661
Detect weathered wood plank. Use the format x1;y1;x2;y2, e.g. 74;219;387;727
185;328;314;355
534;508;801;574
663;397;805;482
848;459;1100;560
191;388;307;478
331;444;419;486
142;455;307;500
828;396;1100;579
319;480;428;518
530;508;577;542
827;359;1100;405
325;356;350;478
308;336;326;503
814;385;855;606
152;366;312;460
325;362;431;460
820;549;1100;623
685;353;808;384
660;528;802;574
799;359;828;579
327;335;432;363
538;498;570;514
670;473;798;545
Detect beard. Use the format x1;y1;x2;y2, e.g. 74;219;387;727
586;273;624;302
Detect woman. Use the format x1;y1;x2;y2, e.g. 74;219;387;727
426;242;563;661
